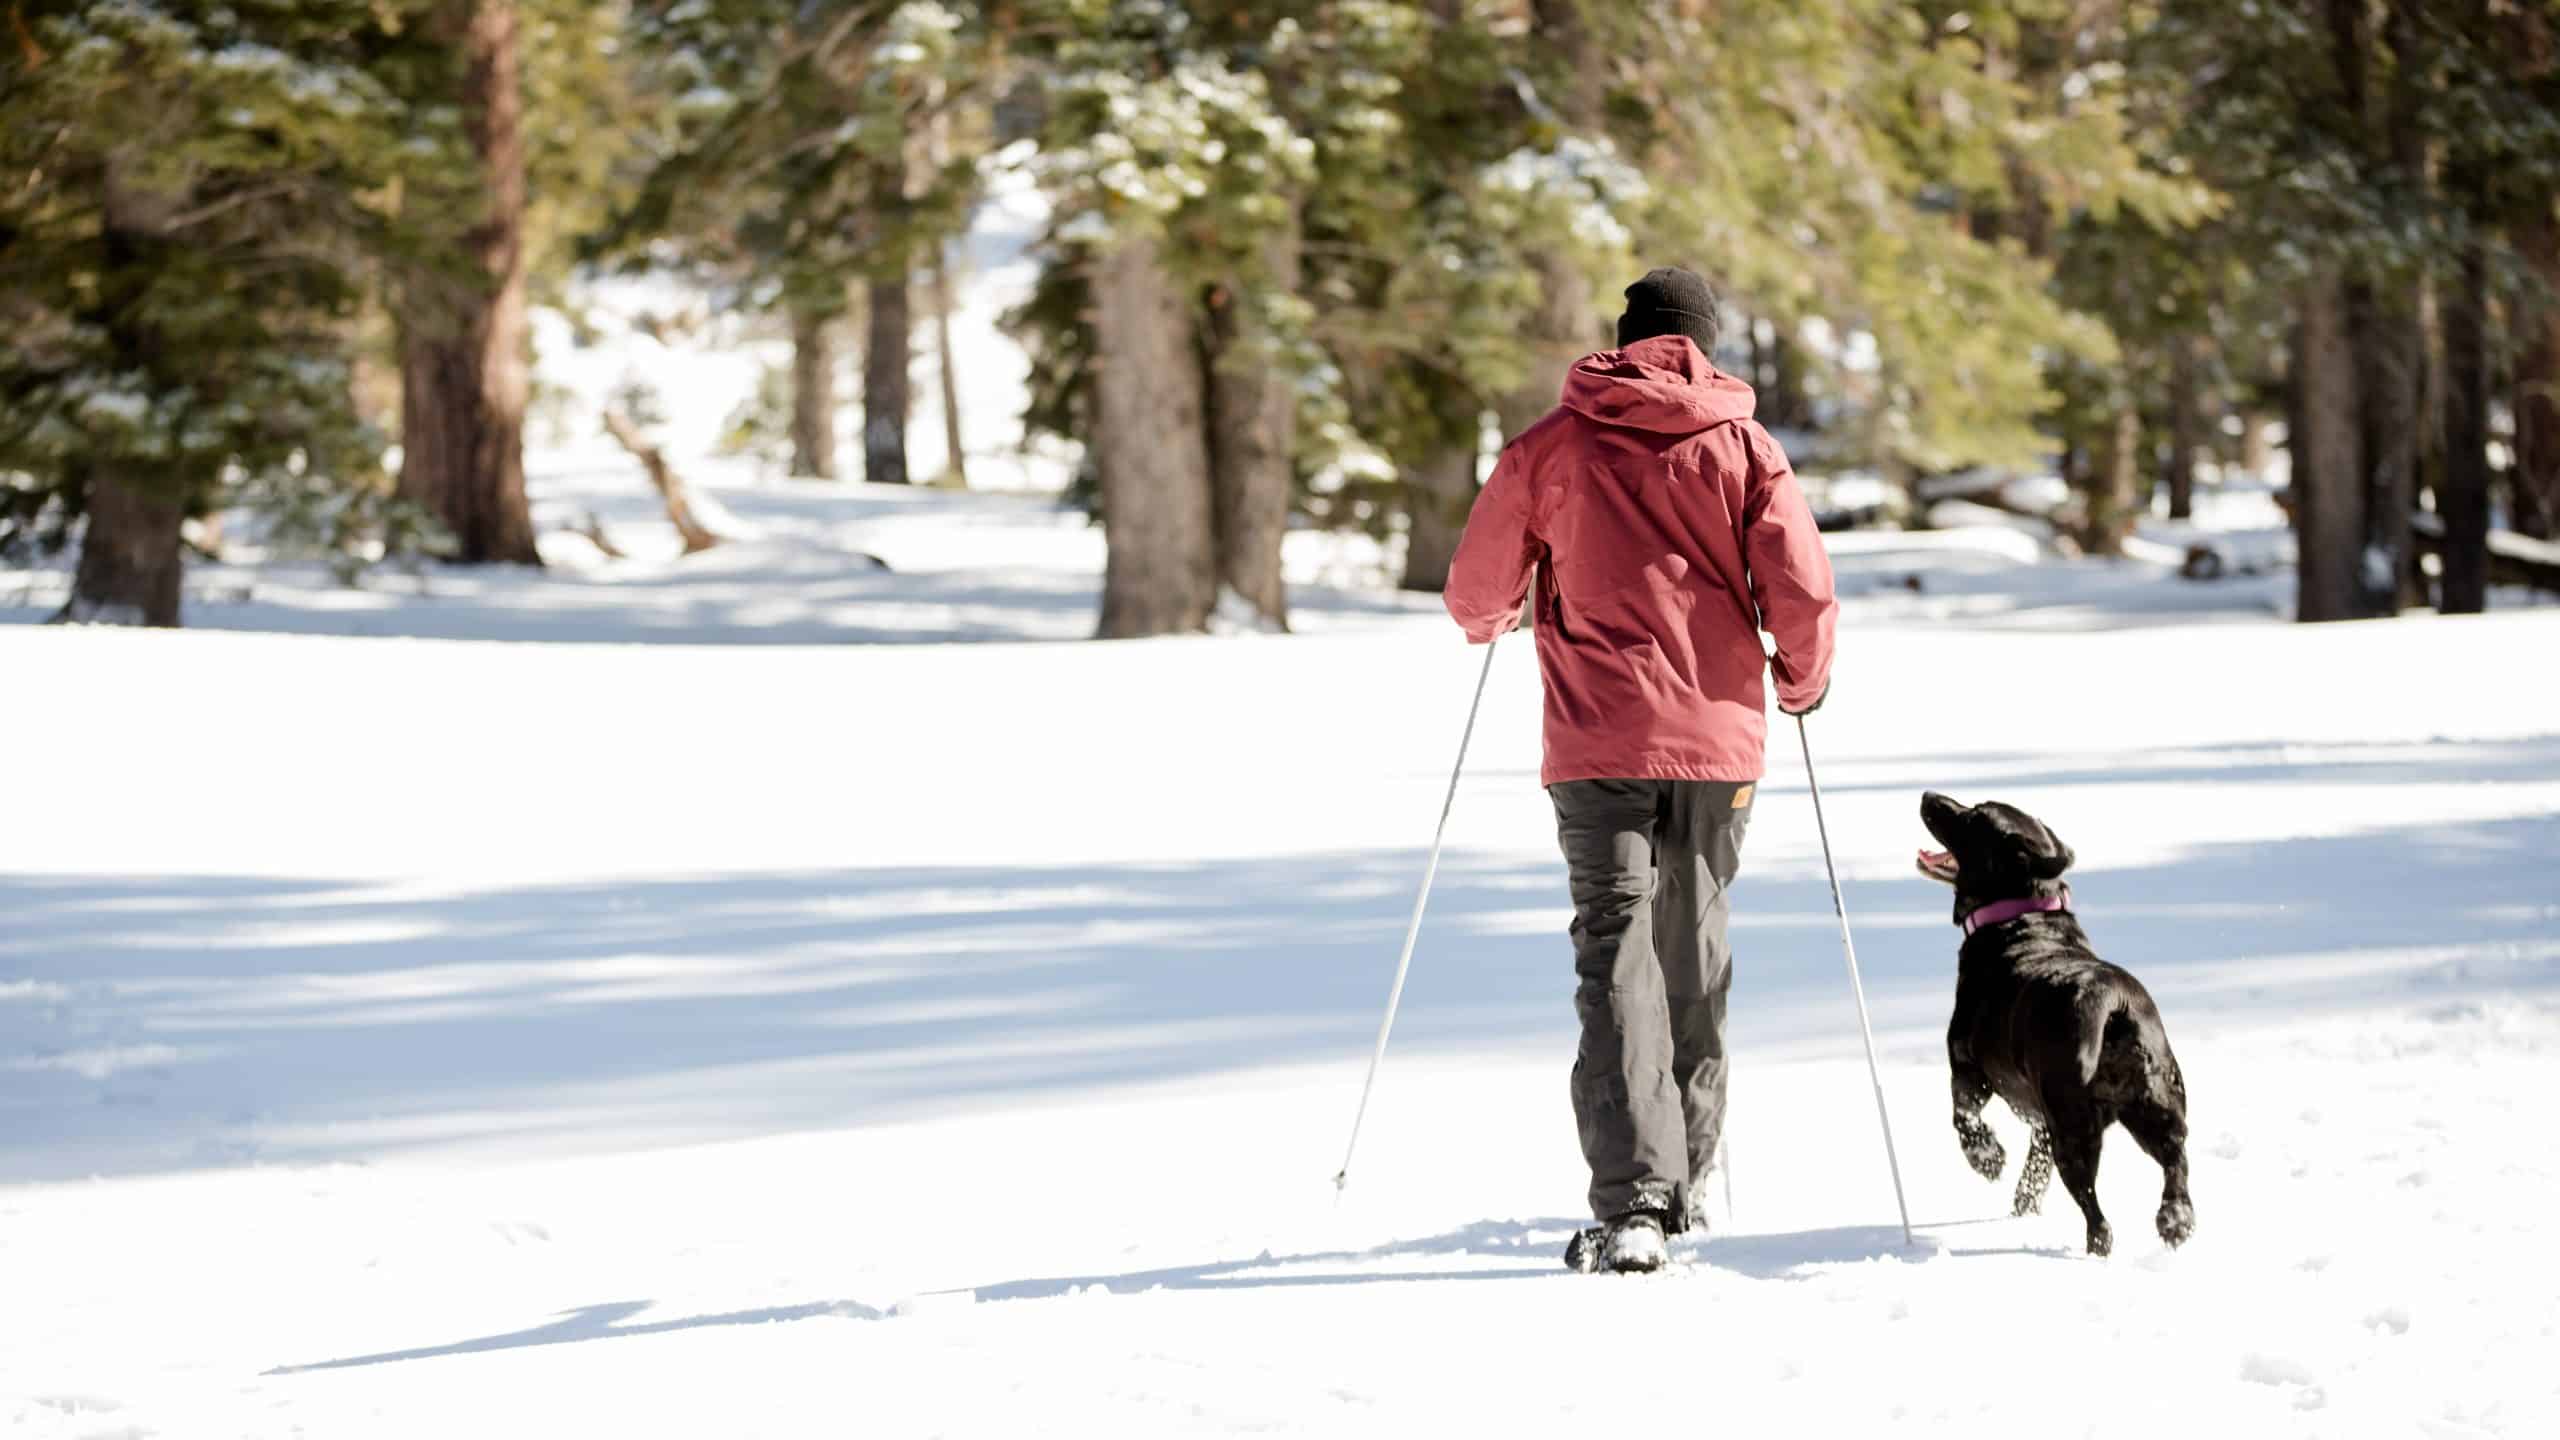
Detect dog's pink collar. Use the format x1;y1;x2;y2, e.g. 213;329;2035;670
1963;887;2072;936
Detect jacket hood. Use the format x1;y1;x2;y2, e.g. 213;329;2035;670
1560;335;1757;435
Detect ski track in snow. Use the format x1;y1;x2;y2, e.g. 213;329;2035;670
6;299;2560;1438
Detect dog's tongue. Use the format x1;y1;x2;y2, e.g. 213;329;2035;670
1916;848;1959;882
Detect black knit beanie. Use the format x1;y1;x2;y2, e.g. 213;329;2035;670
1616;266;1721;353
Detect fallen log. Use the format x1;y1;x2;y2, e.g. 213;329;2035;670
2410;511;2560;594
602;409;722;555
573;510;629;560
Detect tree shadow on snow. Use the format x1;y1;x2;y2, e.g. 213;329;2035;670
1705;1219;2076;1275
265;1296;884;1375
4;740;2554;1181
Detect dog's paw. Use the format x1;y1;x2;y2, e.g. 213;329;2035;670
2157;1197;2195;1249
2085;1221;2113;1258
1956;1120;2005;1181
1965;1138;2006;1180
2010;1136;2053;1213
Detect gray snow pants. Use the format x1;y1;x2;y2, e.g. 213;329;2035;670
1550;777;1755;1226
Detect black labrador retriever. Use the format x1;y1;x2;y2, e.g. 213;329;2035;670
1916;792;2195;1255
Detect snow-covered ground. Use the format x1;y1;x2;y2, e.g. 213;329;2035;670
6;463;2557;1436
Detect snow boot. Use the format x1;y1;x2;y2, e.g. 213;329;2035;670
1563;1210;1670;1274
1605;1212;1670;1272
1564;1226;1603;1273
1679;1185;1710;1238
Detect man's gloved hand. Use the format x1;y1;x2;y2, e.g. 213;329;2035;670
1779;682;1829;718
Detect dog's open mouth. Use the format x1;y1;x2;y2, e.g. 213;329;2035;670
1916;848;1960;885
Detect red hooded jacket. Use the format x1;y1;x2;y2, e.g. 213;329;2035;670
1444;335;1838;786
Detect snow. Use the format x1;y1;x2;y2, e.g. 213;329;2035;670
1482;137;1648;250
7;482;2557;1435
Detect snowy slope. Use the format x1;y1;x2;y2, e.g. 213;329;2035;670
6;472;2558;1437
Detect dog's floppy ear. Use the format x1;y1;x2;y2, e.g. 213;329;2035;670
2027;835;2076;879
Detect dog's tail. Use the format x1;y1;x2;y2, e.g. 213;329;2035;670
2075;989;2128;1085
2078;988;2175;1088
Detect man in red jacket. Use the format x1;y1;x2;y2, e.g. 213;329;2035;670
1444;267;1838;1274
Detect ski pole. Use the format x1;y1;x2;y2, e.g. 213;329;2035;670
1334;634;1501;1197
1796;713;1914;1246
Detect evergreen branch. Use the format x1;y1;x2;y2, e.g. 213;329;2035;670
162;182;305;234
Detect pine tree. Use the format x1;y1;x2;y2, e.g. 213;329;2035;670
1624;0;2173;481
0;0;456;624
1024;1;1330;633
2155;0;2408;620
616;1;995;489
2155;0;2560;616
1291;1;1633;594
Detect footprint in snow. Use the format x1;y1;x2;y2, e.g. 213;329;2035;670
31;1395;124;1417
2240;1352;2326;1410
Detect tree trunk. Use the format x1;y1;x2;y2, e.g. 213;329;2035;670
2348;282;2420;616
2057;437;2084;537
2282;320;2305;511
1202;226;1301;631
2515;204;2560;540
1401;440;1476;593
2005;151;2054;260
2166;336;2200;521
863;148;913;488
62;161;190;626
789;303;838;480
1766;328;1808;430
2296;273;2368;623
2081;400;2139;558
397;0;539;566
60;468;184;626
931;247;969;489
1499;250;1597;443
2339;0;2424;613
1091;237;1215;638
1535;0;1608;127
864;271;912;486
1495;0;1606;444
2441;241;2491;614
